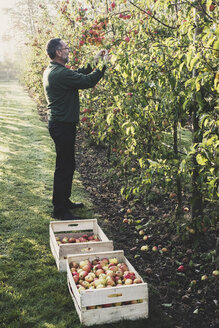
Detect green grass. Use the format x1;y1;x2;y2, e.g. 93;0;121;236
0;81;174;328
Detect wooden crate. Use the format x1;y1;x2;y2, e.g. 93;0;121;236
49;219;113;271
66;250;148;326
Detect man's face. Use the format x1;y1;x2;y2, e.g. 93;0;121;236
57;41;69;64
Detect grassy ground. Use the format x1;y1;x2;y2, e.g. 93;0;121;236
0;81;173;328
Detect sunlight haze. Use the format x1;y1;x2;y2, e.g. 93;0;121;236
0;0;17;61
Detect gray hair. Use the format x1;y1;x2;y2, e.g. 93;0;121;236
46;38;62;59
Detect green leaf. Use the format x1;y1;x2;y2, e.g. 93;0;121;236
213;39;219;51
196;154;208;165
189;54;200;71
135;225;143;230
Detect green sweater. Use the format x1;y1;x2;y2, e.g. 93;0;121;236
43;62;105;123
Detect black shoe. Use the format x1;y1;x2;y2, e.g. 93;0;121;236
52;209;78;220
66;200;84;209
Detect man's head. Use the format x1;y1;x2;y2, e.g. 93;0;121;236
46;38;70;64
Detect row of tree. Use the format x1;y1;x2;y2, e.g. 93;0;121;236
10;0;218;234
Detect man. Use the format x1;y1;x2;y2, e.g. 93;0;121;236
43;38;107;220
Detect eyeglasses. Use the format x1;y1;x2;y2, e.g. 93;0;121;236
58;47;72;52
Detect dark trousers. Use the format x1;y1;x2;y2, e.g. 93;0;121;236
48;121;76;212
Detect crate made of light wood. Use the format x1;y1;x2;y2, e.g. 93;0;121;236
49;219;113;272
66;250;148;326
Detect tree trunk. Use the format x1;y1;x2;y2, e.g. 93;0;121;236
191;4;203;219
173;118;182;215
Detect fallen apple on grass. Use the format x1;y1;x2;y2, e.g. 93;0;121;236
177;265;185;272
152;246;158;252
141;245;149;251
212;270;219;277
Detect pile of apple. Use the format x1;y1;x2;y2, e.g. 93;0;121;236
55;234;100;244
69;257;143;292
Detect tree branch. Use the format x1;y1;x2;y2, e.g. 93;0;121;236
127;0;178;29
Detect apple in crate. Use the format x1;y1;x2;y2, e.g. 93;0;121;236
109;258;118;264
72;272;80;283
62;237;69;243
85;274;94;283
95;269;105;277
70;261;79;269
79;271;88;279
69;237;76;243
117;263;129;272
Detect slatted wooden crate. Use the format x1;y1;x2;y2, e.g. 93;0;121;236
66;250;148;326
49;219;113;271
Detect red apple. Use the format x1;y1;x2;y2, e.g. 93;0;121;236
73;275;80;283
108;264;118;272
95;269;105;276
209;4;215;11
81;281;90;289
177;265;185;272
79;270;88;279
94;264;103;270
111;2;116;8
124;271;136;280
69;237;76;243
118;263;129;272
100;258;109;265
69;261;79;269
82;264;92;272
106;278;115;286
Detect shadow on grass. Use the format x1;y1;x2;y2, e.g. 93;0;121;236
0;81;175;328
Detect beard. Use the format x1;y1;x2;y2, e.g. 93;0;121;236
63;55;69;64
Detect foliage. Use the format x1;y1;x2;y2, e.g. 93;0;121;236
17;0;218;228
